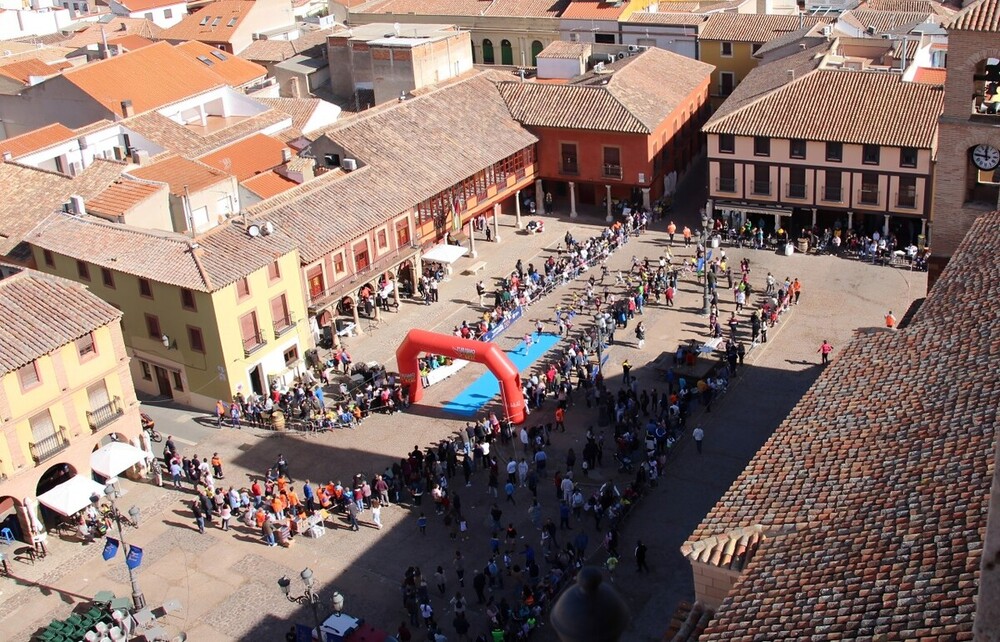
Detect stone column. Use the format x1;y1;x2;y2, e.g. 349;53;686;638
847;210;854;231
641;187;651;210
392;276;400;308
883;214;890;236
493;203;501;242
569;182;578;218
535;178;543;204
775;213;782;232
811;208;817;227
920;218;926;238
514;192;522;229
469;219;477;258
605;185;613;223
352;297;362;335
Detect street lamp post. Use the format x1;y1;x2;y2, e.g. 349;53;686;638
701;210;713;316
103;484;145;610
550;566;630;642
279;568;326;642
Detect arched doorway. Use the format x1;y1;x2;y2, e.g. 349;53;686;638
501;40;513;66
396;329;526;424
36;462;76;529
0;495;24;542
398;260;415;297
531;40;543;66
482;39;495;65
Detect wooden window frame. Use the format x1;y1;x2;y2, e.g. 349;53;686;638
76;260;90;281
145;313;161;339
187;326;205;353
267;261;281;283
138;277;153;299
101;268;115;289
181;288;197;312
235;277;251;302
18;361;41;391
75;333;97;361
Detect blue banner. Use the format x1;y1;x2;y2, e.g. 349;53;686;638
296;623;314;642
102;537;119;561
126;545;143;569
482;306;524;343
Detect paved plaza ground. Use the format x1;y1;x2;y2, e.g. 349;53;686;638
1;179;928;641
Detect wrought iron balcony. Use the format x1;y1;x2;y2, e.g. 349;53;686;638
822;186;843;202
716;177;737;193
858;188;881;205
602;164;623;180
752;180;772;196
786;183;807;199
896;191;917;209
274;317;295;339
30;426;69;464
87;396;124;432
243;332;267;358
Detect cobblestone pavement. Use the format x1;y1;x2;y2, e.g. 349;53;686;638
0;178;926;641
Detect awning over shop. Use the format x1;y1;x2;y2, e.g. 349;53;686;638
422;243;469;264
37;475;106;517
90;441;146;478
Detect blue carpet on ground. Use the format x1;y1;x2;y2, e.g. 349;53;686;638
441;333;560;417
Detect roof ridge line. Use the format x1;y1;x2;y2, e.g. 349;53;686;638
707;63;822;129
186;241;214;290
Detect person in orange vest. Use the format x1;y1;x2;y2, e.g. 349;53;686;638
215;399;227;427
885;310;896;328
666;221;677;246
210;453;224;479
555;407;566;433
682;226;692;247
792;278;802;305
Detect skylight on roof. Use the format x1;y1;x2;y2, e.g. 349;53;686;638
226;17;238;27
211;16;222;27
211;50;228;61
199;16;209;25
197;55;214;65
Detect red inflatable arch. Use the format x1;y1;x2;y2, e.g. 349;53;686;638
396;328;526;424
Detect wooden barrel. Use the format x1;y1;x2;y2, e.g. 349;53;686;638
272;410;286;432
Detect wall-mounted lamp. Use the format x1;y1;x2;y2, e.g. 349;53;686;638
161;335;177;350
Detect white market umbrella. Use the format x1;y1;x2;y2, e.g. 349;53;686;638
37;475;106;517
90;441;146;478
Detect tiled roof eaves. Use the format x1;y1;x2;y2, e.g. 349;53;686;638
946;0;1000;31
498;83;650;133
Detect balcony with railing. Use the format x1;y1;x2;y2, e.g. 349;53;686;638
752;180;771;196
822;186;843;202
243;331;267;358
307;244;419;309
785;183;807;199
716;177;737;193
858;187;881;205
602;164;623;180
896;190;917;209
560;160;579;176
87;396;124;432
30;427;69;464
274;316;295;339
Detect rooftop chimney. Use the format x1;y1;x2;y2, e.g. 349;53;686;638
2;151;11;162
121;99;134;118
787;70;795;82
281;148;292;163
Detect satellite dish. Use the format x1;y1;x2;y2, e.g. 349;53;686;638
247;224;261;237
262;221;275;236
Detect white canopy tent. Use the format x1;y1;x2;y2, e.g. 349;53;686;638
422;243;469;264
90;441;147;478
37;475;106;517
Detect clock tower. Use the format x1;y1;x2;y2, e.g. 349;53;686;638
929;0;1000;285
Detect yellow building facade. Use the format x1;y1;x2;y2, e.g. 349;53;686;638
0;270;142;541
29;215;313;412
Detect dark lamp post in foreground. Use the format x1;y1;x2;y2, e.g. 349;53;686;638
278;568;326;642
550;566;631;642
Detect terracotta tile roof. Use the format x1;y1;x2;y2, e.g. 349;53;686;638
105;34;157;50
753;24;824;57
85;179;166;218
118;0;185;10
0;159;125;255
861;0;955;15
246;71;537;262
0;58;60;84
0;123;76;158
242;169;298;199
0;269;122;375
690;210;1000;641
237;25;331;62
700;13;828;43
624;11;707;25
174;40;266;86
123;108;292;157
705;66;943;148
160;0;254;44
61;41;225;116
912;66;946;84
360;0;569;18
28;212;298;291
0;45;75;68
129;155;231;195
251;97;324;133
839;9;935;34
681;524;770;570
498;48;713;133
663;601;714;642
946;0;1000;31
198;133;288;180
59;18;163;48
536;41;591;59
560;0;628;20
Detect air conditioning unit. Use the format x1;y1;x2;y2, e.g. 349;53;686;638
569;32;579;42
113;146;128;161
627;44;640;53
341;158;358;171
617;51;627;60
68;161;82;176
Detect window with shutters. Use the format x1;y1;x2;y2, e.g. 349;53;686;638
188;326;205;353
101;268;115;289
236;277;251;301
396;218;411;246
271;294;293;337
145;314;161;339
268;261;281;283
86;381;122;432
29;411;66;464
139;278;153;298
76;260;90;281
75;333;97;360
181;288;197;311
18;361;41;391
240;311;265;356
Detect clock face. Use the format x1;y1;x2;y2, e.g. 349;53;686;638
972;144;1000;171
